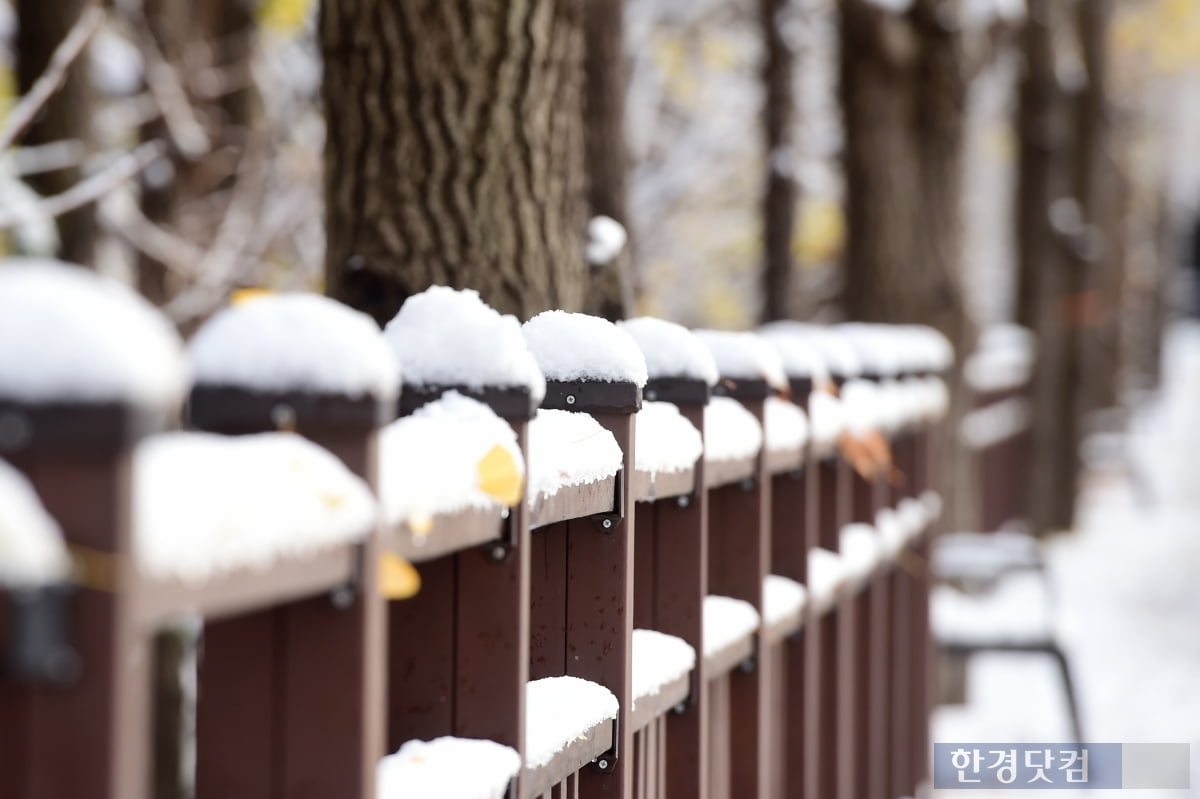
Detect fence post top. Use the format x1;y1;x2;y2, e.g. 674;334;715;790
541;380;642;415
187;385;396;436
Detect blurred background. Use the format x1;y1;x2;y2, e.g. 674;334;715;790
1;0;1199;793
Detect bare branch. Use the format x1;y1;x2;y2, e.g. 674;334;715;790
0;141;166;230
0;2;104;152
135;21;212;159
10;139;87;176
97;187;204;277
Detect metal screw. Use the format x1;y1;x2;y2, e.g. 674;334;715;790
490;544;508;561
645;390;658;401
565;394;576;406
0;411;32;452
597;759;609;770
602;518;613;530
740;478;756;492
739;657;756;673
271;403;297;431
672;702;688;715
676;495;691;508
330;585;356;609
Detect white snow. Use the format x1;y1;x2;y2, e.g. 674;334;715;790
635;401;703;475
960;396;1031;449
920;490;943;525
585;215;629;266
962;0;1026;29
702;594;761;658
965;322;1035;393
134;432;377;581
0;458;70;587
763;574;808;627
931;571;1052;643
703;396;763;463
632;628;696;709
523;311;649;386
906;325;955;373
807;548;849;613
863;0;914;13
764;397;809;453
836;323;904;377
896;497;929;544
527;409;623;501
919;376;950;422
525;676;620;769
0;258;187;407
618;317;719;386
694;330;787;390
838;378;886;436
379;392;523;528
933;531;1042;582
383;287;546;402
377;737;520;799
874;507;906;559
761;322;862;379
808;388;847;456
189;293;399;400
758;328;831;382
840;523;883;581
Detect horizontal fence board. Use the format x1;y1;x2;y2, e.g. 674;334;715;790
529;476;618;530
386;508;505;563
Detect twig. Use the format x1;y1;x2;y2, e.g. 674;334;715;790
9;139;87;176
97;187;204;278
0;3;104;152
135;21;212;159
0;141;166;229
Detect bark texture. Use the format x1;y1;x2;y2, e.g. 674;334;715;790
322;0;587;325
582;0;633;321
15;0;94;264
759;0;798;323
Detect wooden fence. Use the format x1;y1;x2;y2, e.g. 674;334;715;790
0;264;950;799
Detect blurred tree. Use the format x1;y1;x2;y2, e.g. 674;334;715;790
321;0;587;325
582;0;634;321
1014;0;1079;533
15;0;95;264
759;0;798;323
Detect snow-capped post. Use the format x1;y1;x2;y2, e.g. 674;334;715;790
380;287;542;795
185;293;399;799
523;310;646;798
620;317;717;798
0;260;188;799
694;329;787;799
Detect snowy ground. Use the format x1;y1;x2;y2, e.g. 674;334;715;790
932;321;1200;798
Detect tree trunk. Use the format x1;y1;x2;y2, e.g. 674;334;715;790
759;0;798;323
1072;0;1120;414
1014;0;1079;534
321;0;587;326
15;0;95;265
582;0;632;321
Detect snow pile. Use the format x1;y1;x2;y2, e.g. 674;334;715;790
897;497;930;543
377;737;520;799
190;293;399;400
0;258;187;407
961;397;1031;450
0;459;70;587
840;523;883;581
807;547;848;611
704;397;763;462
931;571;1051;644
703;595;761;658
808;389;846;455
758;328;830;382
525;676;619;769
586;215;629;266
379;393;523;527
635;402;703;475
874;508;906;558
919;376;950;422
765;397;809;453
762;322;861;379
763;574;808;627
694;330;787;390
962;0;1026;29
618;317;719;386
906;325;955;373
933;531;1041;583
527;410;623;501
523;311;649;386
134;432;377;581
839;379;885;435
632;629;696;708
836;323;903;377
384;287;545;402
864;0;914;13
965;323;1035;393
920;490;944;525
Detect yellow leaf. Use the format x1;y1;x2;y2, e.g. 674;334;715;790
477;444;524;507
231;287;274;306
794;199;845;265
379;553;421;600
256;0;314;34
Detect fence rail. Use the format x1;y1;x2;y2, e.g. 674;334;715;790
0;264;953;799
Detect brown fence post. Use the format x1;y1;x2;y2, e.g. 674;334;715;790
385;385;536;799
641;378;711;799
707;380;773;799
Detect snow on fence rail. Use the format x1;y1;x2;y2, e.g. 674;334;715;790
0;260;951;799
